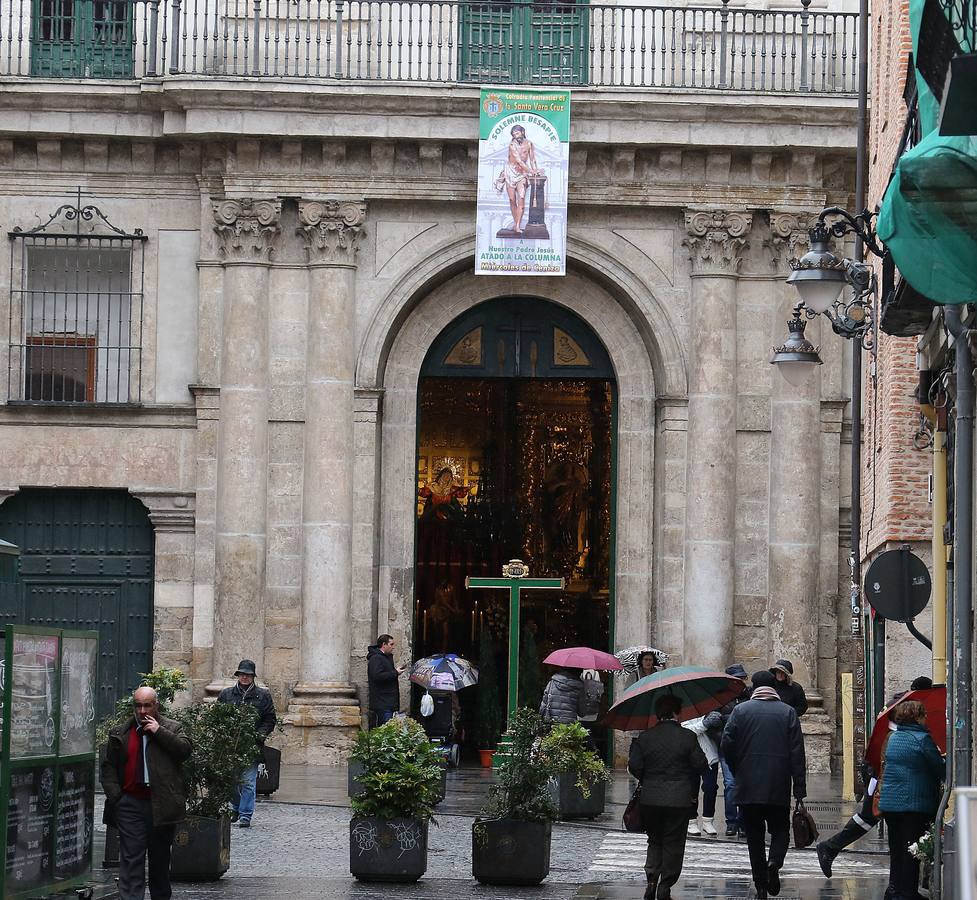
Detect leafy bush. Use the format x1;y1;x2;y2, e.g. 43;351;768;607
349;718;444;822
96;667;189;747
483;709;610;821
173;701;261;819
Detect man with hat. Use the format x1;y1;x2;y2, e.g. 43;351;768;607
716;663;751;836
217;659;277;827
769;659;808;717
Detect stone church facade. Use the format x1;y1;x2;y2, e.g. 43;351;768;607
0;76;857;766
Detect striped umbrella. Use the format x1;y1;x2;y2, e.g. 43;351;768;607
409;653;479;692
603;665;746;731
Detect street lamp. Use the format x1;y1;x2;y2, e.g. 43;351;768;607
770;303;823;386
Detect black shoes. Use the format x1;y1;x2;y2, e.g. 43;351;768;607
767;865;781;897
230;811;240;823
816;842;835;878
755;888;768;899
725;825;739;837
643;879;658;900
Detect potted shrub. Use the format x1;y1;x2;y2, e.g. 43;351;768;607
472;709;611;884
541;722;610;820
910;826;935;898
475;631;503;767
349;717;444;882
169;701;261;881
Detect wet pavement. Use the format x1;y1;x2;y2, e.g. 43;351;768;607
90;766;890;899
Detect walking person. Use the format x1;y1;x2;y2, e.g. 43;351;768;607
628;694;709;900
539;666;584;724
367;634;406;727
217;659;277;828
682;711;721;836
100;686;192;900
718;663;750;836
721;670;806;899
878;700;944;900
769;659;808;717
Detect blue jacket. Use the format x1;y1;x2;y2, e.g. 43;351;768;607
878;724;944;815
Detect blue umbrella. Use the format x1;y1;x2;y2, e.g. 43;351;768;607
409;653;479;691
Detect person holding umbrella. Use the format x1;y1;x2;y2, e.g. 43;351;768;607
629;694;709;900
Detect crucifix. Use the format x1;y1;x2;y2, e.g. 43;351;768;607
466;559;564;727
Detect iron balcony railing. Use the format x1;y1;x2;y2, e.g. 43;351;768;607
1;0;858;92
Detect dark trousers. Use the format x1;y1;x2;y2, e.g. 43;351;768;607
690;763;719;819
739;803;791;890
641;805;690;894
883;811;932;900
116;793;176;900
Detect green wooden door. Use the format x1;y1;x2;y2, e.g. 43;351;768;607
0;489;153;720
459;0;589;84
31;0;134;77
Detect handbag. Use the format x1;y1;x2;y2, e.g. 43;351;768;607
623;785;644;832
792;799;819;849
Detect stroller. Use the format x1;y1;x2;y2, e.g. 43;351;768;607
420;680;461;767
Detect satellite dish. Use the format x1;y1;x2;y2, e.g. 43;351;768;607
863;546;932;621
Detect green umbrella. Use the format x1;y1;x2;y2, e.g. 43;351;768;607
603;665;746;731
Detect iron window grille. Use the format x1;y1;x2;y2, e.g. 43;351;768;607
7;192;147;405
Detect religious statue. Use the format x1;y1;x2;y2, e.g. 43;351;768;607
493;125;543;239
427;580;462;649
418;466;472;523
542;459;589;574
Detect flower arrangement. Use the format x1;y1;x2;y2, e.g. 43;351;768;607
909;826;935;863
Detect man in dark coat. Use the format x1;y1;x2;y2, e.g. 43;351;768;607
629;694;710;900
367;633;406;726
770;659;808;717
101;686;192;900
217;659;277;827
717;662;751;836
721;670;806;899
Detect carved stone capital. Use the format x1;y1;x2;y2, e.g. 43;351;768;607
212;198;282;262
298;199;367;266
767;210;815;273
683;209;752;275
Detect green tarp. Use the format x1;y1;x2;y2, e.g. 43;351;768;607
875;0;977;303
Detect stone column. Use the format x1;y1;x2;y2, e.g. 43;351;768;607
767;212;832;771
283;199;366;763
210;198;281;686
682;210;751;669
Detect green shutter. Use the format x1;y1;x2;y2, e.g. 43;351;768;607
31;0;134;78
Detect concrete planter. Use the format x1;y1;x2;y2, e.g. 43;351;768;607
472;818;551;885
256;744;281;796
552;773;606;820
170;815;231;881
349;817;428;882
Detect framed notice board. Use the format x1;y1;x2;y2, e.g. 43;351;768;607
0;625;98;899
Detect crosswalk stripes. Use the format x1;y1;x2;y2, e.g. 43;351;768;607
588;833;890;879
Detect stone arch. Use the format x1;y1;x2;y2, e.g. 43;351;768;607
368;247;673;665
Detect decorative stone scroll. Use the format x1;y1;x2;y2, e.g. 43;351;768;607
298;199;367;266
683;210;752;276
767;210;816;273
212;198;282;262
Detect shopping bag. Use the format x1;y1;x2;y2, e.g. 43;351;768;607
623;786;644;832
792;799;819;848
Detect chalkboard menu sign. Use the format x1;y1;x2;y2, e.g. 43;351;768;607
9;635;58;760
4;764;55;893
1;627;98;899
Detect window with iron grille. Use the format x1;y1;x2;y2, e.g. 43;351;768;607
8;194;146;404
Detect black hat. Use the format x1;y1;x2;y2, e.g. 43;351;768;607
725;663;748;680
770;659;794;677
235;659;257;677
752;670;777;688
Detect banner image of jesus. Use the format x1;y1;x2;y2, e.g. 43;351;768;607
494;125;542;238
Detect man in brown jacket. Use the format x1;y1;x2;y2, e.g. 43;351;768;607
101;686;192;900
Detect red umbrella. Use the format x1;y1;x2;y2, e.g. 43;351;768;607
543;646;624;671
865;685;947;772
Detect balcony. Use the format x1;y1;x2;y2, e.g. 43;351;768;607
0;0;858;93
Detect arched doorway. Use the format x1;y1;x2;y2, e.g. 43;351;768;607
0;488;154;720
413;297;616;753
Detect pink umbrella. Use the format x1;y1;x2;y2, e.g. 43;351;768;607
543;646;623;671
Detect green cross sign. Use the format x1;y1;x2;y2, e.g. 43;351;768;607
466;559;564;727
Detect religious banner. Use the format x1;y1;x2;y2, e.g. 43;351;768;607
476;88;571;276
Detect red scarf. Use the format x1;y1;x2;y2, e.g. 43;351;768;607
123;724;151;798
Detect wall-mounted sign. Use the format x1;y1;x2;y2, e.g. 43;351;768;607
476;88;570;276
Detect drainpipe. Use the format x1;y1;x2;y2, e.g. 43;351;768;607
934;306;974;900
932;428;948;684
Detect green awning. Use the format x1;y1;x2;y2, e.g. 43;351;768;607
876;0;977;304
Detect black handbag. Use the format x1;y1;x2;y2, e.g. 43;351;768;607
623;785;644;832
792;799;819;848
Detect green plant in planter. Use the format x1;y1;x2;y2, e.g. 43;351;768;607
909;825;936;863
539;722;610;797
475;631;503;750
96;667;189;747
483;709;610;820
350;718;445;822
172;701;261;819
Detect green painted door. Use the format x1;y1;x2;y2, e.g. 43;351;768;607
0;489;153;720
459;0;589;85
31;0;135;77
